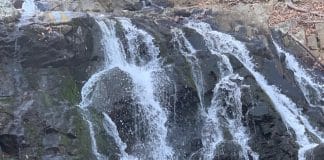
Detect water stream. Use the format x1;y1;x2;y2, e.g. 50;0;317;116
186;20;324;160
273;40;324;108
79;17;173;160
19;0;38;26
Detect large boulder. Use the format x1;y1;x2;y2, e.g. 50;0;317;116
90;67;136;148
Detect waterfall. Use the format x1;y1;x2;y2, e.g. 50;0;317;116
181;23;258;159
102;113;135;160
116;18;173;159
171;28;205;108
79;17;173;160
186;21;324;160
19;0;39;26
273;41;324;108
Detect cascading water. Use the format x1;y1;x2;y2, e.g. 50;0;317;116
186;21;324;160
102;113;135;160
273;40;324;108
78;17;173;160
171;28;205;108
171;28;220;159
19;0;39;26
116;17;173;159
178;23;258;159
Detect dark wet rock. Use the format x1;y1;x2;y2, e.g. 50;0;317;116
17;16;94;68
42;133;60;151
91;68;134;113
41;155;67;160
0;12;95;158
0;69;15;97
13;0;23;9
0;134;19;156
225;54;298;159
90;67;137;155
214;141;243;160
151;0;174;8
1;2;322;159
305;107;324;133
305;143;324;160
173;9;192;17
182;26;220;107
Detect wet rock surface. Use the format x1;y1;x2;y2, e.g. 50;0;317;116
1;0;323;159
306;143;324;160
0;12;95;159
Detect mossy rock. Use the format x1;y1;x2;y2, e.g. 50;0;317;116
61;107;93;159
61;74;81;105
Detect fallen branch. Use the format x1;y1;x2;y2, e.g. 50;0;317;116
286;1;307;12
286;1;324;17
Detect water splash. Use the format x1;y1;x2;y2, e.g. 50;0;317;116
185;22;258;160
273;40;324;108
117;18;174;159
77;19;128;160
103;113;136;160
79;17;174;159
186;21;324;160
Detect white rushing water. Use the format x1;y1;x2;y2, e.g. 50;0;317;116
78;18;129;160
211;74;260;160
79;17;173;160
171;28;221;159
171;28;205;108
273;41;324;108
103;113;135;160
185;21;324;160
116;18;173;159
182;23;258;159
19;0;39;26
78;66;109;159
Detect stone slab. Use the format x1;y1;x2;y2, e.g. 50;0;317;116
307;34;318;50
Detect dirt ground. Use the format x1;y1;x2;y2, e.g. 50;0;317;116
169;0;324;67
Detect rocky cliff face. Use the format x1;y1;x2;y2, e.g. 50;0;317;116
0;0;323;160
0;10;97;159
